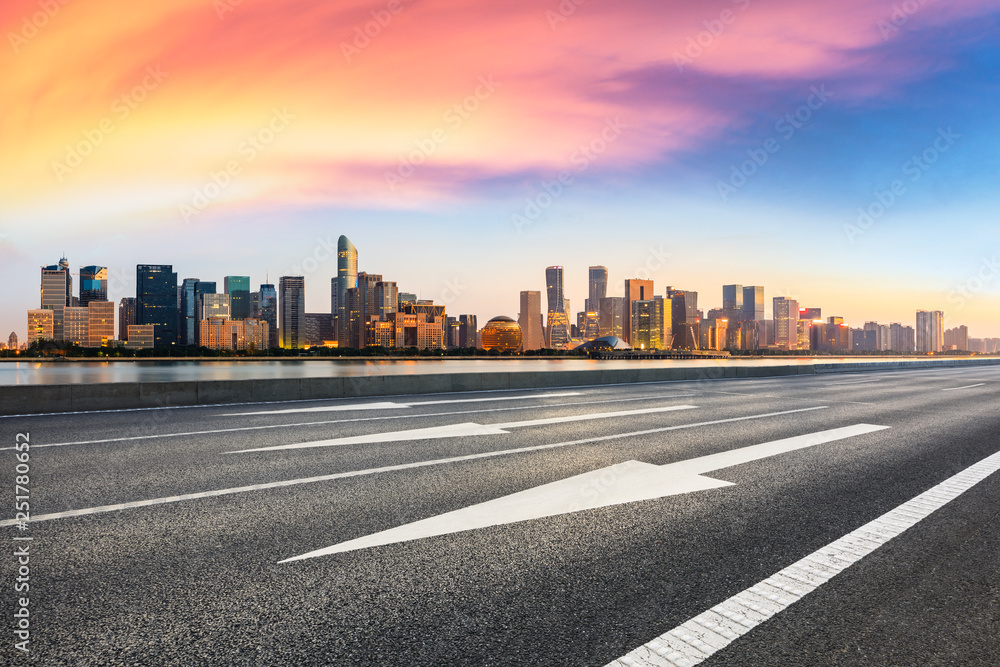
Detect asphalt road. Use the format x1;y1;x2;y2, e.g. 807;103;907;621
2;365;999;665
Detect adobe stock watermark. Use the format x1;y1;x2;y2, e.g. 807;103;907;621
438;277;466;306
632;245;672;282
287;235;338;277
51;65;169;183
947;256;999;310
546;0;586;30
8;0;71;54
511;116;628;233
341;0;413;63
843;127;960;244
717;84;832;202
213;0;243;20
178;108;295;221
877;0;933;41
385;75;500;191
673;0;752;72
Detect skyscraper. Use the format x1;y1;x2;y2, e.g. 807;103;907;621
742;286;764;323
545;266;565;315
224;276;251;320
586;266;608;312
518;291;544;352
118;297;136;341
623;278;654;346
334;236;358;346
79;266;108;306
459;314;478;348
598;296;624;339
666;287;699;350
280;276;306;349
916;310;944;353
722;284;743;318
258;283;278;349
87;300;115;347
41;257;71;340
773;297;799;350
136;264;178;347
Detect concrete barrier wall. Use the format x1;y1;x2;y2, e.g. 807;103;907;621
3;357;1000;415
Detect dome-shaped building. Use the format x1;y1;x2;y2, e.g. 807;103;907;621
481;316;523;352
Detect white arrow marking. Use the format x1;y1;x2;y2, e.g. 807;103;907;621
223;392;585;416
279;423;888;561
227;405;698;454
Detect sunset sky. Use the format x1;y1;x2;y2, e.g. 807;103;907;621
2;0;999;341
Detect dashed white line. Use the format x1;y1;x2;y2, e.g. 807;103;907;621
606;447;1000;667
941;383;985;391
0;406;827;527
222;392;584;415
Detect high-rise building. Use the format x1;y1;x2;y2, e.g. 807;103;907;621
518;291;544;352
459;314;478;349
279;276;306;349
62;307;89;346
118;298;136;341
799;307;821;321
41;257;72;340
586;266;608;313
742;286;764;323
27;310;54;345
126;325;155;349
200;317;269;351
666;287;699;350
8;332;18;351
201;293;231;320
545;266;565;315
304;313;334;347
630;300;655;350
258;284;278;349
136;264;178;347
943;325;969;351
87;300;115;347
179;279;205;346
397;292;417;309
79;266;108;306
623;278;654;345
653;296;672;349
375;281;398;319
598;296;624;339
224;276;251;320
916;310;944;353
334;236;358;346
722;284;743;318
773;297;799;350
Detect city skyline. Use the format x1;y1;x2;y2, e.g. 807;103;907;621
2;2;999;343
13;243;999;352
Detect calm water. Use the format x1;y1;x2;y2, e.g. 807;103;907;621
0;357;976;386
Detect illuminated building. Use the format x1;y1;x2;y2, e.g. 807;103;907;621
365;319;396;348
700;317;728;351
27;310;54;344
126;325;155;349
199;317;269;351
279;276;306;349
582;311;600;341
62;306;89;346
403;302;446;349
773;297;799;350
375;281;398;318
630;300;654;350
481;316;523;352
666;287;699;350
304;313;334;347
41;257;71;340
518;291;544;351
546;311;570;349
8;332;18;350
545;266;565;315
334;235;358;346
742;286;764;323
136;264;179;347
87;300;115;347
623;279;653;346
723;284;743;324
586;266;608;313
79;266;108;306
459;315;478;348
598;297;624;339
201;293;231;320
799;307;821;321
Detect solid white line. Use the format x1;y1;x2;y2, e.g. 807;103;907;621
6;394;698;450
942;383;985;391
0;406;827;526
280;424;888;561
222;392;585;415
227;405;700;453
606;447;1000;667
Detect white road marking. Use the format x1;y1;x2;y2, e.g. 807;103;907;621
942;383;985;391
279;424;886;561
828;378;883;386
605;447;1000;667
0;394;697;450
227;405;699;453
222;392;584;415
0;406;827;527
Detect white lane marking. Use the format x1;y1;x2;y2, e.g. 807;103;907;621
0;394;698;450
279;425;887;561
0;406;827;527
828;378;883;386
227;406;699;453
942;383;985;391
223;392;584;415
606;448;1000;667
